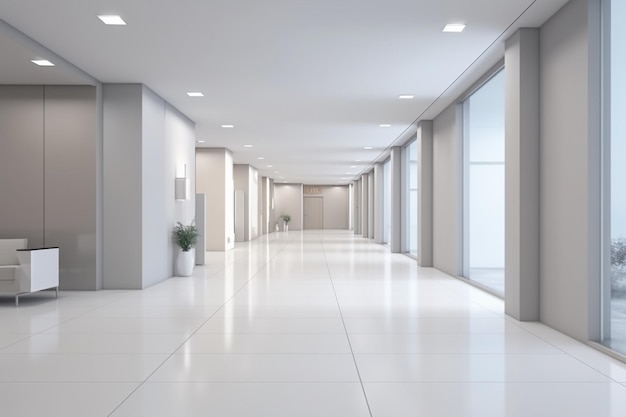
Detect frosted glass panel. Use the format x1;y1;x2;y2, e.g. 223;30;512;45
464;70;505;294
604;0;626;355
468;72;505;163
469;165;505;268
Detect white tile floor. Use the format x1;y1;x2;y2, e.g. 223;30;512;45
2;230;626;416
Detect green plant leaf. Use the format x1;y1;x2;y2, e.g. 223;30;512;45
172;221;198;251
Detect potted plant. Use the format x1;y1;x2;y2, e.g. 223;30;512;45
172;221;198;276
280;214;291;232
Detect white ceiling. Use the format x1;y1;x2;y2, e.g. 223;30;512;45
0;0;569;184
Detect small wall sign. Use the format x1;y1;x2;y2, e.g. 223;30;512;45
304;186;322;194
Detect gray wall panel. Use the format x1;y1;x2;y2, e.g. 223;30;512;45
0;86;44;247
432;104;462;277
44;85;98;290
102;84;143;289
504;29;540;321
539;0;601;342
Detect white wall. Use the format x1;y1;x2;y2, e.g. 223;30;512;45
261;177;269;234
233;164;259;241
275;184;304;230
303;185;350;229
225;151;234;249
249;166;259;239
233;165;249;240
103;84;196;289
141;88;168;287
432;104;463;277
142;89;195;288
196;148;234;251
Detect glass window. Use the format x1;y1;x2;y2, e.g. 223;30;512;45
603;0;626;355
463;70;505;294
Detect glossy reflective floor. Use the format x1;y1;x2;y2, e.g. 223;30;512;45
2;230;626;416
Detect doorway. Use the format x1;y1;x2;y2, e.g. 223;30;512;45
303;197;323;229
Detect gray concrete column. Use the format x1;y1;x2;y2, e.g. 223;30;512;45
354;179;361;235
504;29;540;321
361;174;369;238
418;121;434;266
374;163;384;244
368;170;375;239
390;147;402;253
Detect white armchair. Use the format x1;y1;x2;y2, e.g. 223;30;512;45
0;239;59;306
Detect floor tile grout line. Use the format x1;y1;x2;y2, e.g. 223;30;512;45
106;234;294;417
510;324;626;385
321;232;375;417
0;292;139;353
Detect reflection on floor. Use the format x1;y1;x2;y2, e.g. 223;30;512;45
1;230;626;417
605;294;626;355
469;267;505;295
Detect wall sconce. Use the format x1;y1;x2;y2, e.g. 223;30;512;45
175;164;190;200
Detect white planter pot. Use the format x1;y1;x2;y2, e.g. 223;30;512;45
177;249;195;276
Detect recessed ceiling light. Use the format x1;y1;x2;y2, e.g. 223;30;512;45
197;140;206;143
364;146;373;150
244;144;253;148
443;23;466;33
379;124;391;128
350;165;357;168
221;124;234;128
266;165;273;168
399;95;414;99
97;15;127;25
31;59;54;66
186;92;204;97
257;157;265;160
